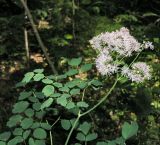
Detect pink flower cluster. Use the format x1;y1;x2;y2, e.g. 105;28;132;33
89;27;153;83
121;62;151;83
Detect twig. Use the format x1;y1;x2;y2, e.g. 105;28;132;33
20;0;58;74
24;0;30;68
24;28;30;68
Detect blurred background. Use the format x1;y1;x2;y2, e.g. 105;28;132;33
0;0;159;144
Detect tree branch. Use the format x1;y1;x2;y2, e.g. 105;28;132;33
24;0;30;68
20;0;58;74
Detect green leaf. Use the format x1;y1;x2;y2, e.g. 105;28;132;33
29;97;39;103
32;102;41;111
0;132;11;141
69;107;80;115
7;115;23;127
23;130;31;140
96;142;108;145
78;122;91;135
22;72;34;83
33;128;47;140
35;111;45;119
34;92;45;99
53;82;63;88
21;118;33;129
57;96;68;107
0;141;6;145
77;101;89;108
59;86;70;92
34;69;44;73
13;128;23;136
53;74;67;80
15;82;26;88
50;93;61;98
42;85;55;97
122;122;138;140
65;81;77;88
31;123;40;129
12;101;29;113
68;58;82;66
86;133;98;141
35;140;46;145
61;93;71;98
41;98;53;110
41;123;51;130
115;137;125;145
29;138;36;145
64;34;73;40
143;12;159;17
70;88;80;95
107;141;116;145
66;102;75;109
25;108;34;117
119;77;128;84
70;118;79;128
66;69;78;76
80;64;92;73
19;91;32;100
91;80;103;86
8;136;23;145
61;119;71;130
42;79;53;84
33;74;45;81
77;81;88;89
76;132;86;141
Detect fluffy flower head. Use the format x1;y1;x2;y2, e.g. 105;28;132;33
121;62;151;83
89;27;141;56
96;51;118;76
90;27;153;82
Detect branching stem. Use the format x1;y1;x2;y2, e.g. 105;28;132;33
20;0;58;74
64;52;141;145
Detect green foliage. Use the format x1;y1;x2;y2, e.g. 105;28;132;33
42;85;55;97
96;122;138;145
1;58;97;145
33;128;47;140
12;101;29;113
68;58;82;67
0;132;11;141
0;0;159;143
122;122;138;140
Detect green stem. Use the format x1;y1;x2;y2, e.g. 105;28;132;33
50;131;53;145
80;78;119;117
85;141;87;145
129;52;141;67
64;52;141;145
64;113;81;145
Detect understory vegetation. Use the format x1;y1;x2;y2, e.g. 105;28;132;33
0;0;159;145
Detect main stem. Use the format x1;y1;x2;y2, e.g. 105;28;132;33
64;52;141;145
20;0;58;74
64;78;119;145
64;113;81;145
81;78;119;117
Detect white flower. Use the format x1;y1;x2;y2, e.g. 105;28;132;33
132;62;151;80
121;66;132;77
121;62;151;83
96;52;118;76
142;41;154;50
90;27;153;80
89;27;141;57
